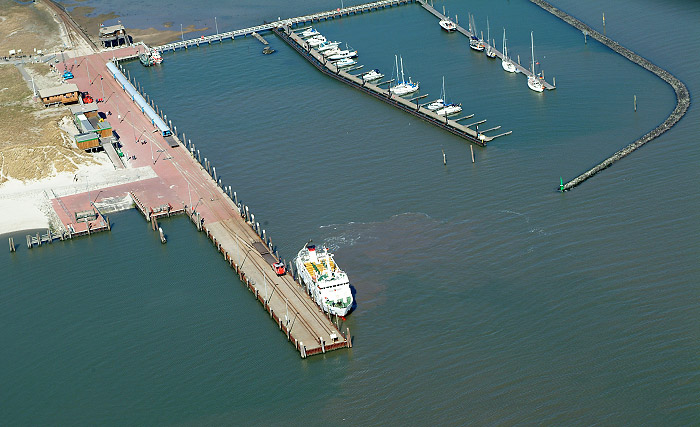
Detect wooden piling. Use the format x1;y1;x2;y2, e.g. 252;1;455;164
442;149;446;165
634;95;637;112
470;145;475;163
9;237;15;252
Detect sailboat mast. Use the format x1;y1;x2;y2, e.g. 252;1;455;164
487;17;490;44
395;54;399;84
533;31;536;73
400;56;405;83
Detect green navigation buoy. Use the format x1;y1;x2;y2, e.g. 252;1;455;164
559;177;564;192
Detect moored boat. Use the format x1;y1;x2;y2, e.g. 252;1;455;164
294;244;353;316
390;55;419;96
501;28;517;73
316;41;341;52
327;50;358;60
439;18;457;32
307;36;327;47
362;69;384;81
527;31;544;93
436;103;462;116
335;58;357;68
300;28;320;38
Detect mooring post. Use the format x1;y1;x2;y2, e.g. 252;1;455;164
213;166;217;182
250;213;255;227
442;149;446;165
470;145;475;163
634;95;637;112
346;327;352;348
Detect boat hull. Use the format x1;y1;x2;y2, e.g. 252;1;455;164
527;77;544;92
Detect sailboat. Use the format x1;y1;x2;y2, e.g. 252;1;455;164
527;31;544;92
468;14;485;52
501;28;517;73
485;18;496;58
432;76;462;116
390;55;419;96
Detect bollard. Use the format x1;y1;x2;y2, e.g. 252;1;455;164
250;213;255;227
213;166;217;182
470;145;475;163
233;191;238;205
346;327;352;348
256;222;261;235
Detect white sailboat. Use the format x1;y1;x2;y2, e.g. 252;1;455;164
501;28;517;73
485;18;496;58
527;31;544;93
434;76;462;116
390;55;419;96
468;14;485;52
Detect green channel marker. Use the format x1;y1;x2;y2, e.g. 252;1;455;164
559;177;564;192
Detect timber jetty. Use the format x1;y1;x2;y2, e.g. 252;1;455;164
529;0;690;190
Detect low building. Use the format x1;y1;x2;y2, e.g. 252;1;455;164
69;103;99;119
74;133;100;151
37;84;79;106
99;24;130;48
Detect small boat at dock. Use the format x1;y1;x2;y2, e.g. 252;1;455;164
527;31;544;93
295;243;353;316
426;99;445;111
307;36;327;47
436;103;462;116
390;55;419;96
468;14;485;51
362;69;384;81
327;50;358;60
485;19;496;58
139;48;163;66
316;41;340;52
439;17;457;32
335;58;357;68
300;28;320;38
501;28;517;73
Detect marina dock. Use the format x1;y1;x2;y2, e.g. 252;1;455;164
418;0;555;90
274;26;509;145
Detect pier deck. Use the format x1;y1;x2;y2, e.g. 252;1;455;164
417;0;555;90
48;45;349;357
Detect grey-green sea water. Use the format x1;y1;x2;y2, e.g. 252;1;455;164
3;0;699;424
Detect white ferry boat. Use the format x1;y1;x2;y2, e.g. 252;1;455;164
295;244;353;316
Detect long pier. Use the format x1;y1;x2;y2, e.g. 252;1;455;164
274;26;508;145
418;0;555;90
154;0;415;53
99;61;351;357
528;0;690;190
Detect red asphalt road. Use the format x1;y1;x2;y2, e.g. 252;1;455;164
56;47;240;228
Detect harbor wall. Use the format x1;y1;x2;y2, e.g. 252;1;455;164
529;0;690;191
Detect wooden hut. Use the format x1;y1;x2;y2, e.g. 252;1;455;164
38;84;79;106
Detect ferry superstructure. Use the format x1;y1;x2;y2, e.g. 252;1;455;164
295;244;353;316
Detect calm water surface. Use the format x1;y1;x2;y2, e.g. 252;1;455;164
2;0;699;424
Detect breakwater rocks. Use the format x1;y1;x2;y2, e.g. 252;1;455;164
530;0;690;191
